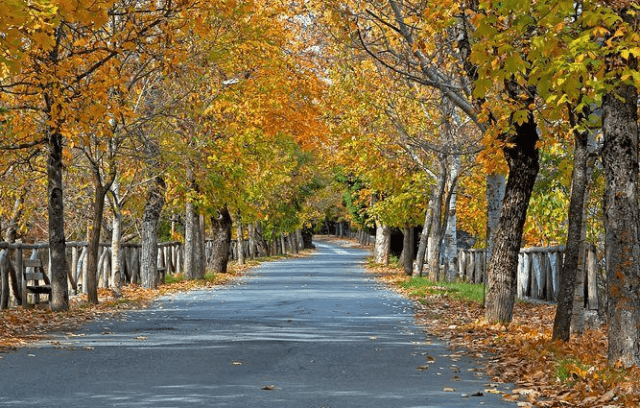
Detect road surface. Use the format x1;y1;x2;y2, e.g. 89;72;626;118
0;239;515;407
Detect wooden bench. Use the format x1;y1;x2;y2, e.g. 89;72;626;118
22;258;51;307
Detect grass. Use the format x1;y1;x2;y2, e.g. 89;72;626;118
400;276;485;304
554;357;590;384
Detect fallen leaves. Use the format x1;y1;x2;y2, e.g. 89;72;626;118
368;263;640;408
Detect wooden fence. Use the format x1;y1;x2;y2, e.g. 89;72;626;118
0;241;183;295
458;245;600;305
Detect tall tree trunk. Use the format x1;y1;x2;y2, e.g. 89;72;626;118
196;214;205;276
47;130;70;311
0;250;9;309
444;160;460;283
84;142;117;304
427;158;447;281
484;173;506;306
485;174;506;272
184;199;198;279
373;222;391;265
5;195;24;305
601;79;640;366
236;215;244;266
210;206;232;273
85;184;108;304
402;224;414;275
140;176;166;289
552;125;591;341
415;199;434;277
296;228;304;250
280;233;287;255
485;114;540;324
255;221;270;256
247;223;256;259
109;180;123;298
291;232;299;255
301;225;314;249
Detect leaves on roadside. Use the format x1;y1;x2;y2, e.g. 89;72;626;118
367;263;640;407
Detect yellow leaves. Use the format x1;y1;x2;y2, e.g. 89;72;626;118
592;26;610;38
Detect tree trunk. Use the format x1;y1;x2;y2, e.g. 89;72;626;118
291;232;299;255
248;223;256;259
427;158;447;281
415;200;434;277
485;114;540;324
184;199;197;278
47;130;70;311
280;233;287;255
296;228;304;250
484;173;506;306
210;206;232;273
85;184;108;304
236;216;244;266
301;225;314;249
0;250;9;309
485;174;506;272
552;127;590;341
196;213;205;276
141;176;166;289
444;159;460;282
601;80;640;366
255;221;270;256
402;224;413;275
5;195;24;305
373;222;391;265
109;179;124;298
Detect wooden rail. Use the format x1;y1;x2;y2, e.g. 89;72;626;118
0;241;183;308
458;245;600;305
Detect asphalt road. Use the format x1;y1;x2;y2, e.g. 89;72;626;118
0;240;515;407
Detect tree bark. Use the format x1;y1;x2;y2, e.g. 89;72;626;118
601;80;640;366
47;130;70;311
109;181;123;298
373;222;391;265
5;195;24;305
236;215;245;266
0;250;9;309
140;176;166;289
427;158;447;281
485;114;539;324
248;222;256;259
415;199;434;277
280;233;287;255
255;221;270;256
552;126;591;341
402;224;413;275
296;228;304;250
444;160;460;283
184;198;198;279
301;225;314;249
210;206;232;273
485;174;506;271
196;213;205;276
85;183;109;304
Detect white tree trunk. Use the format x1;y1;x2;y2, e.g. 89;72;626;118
236;217;244;266
184;200;197;279
486;173;506;268
374;222;391;265
445;154;461;282
109;179;123;297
